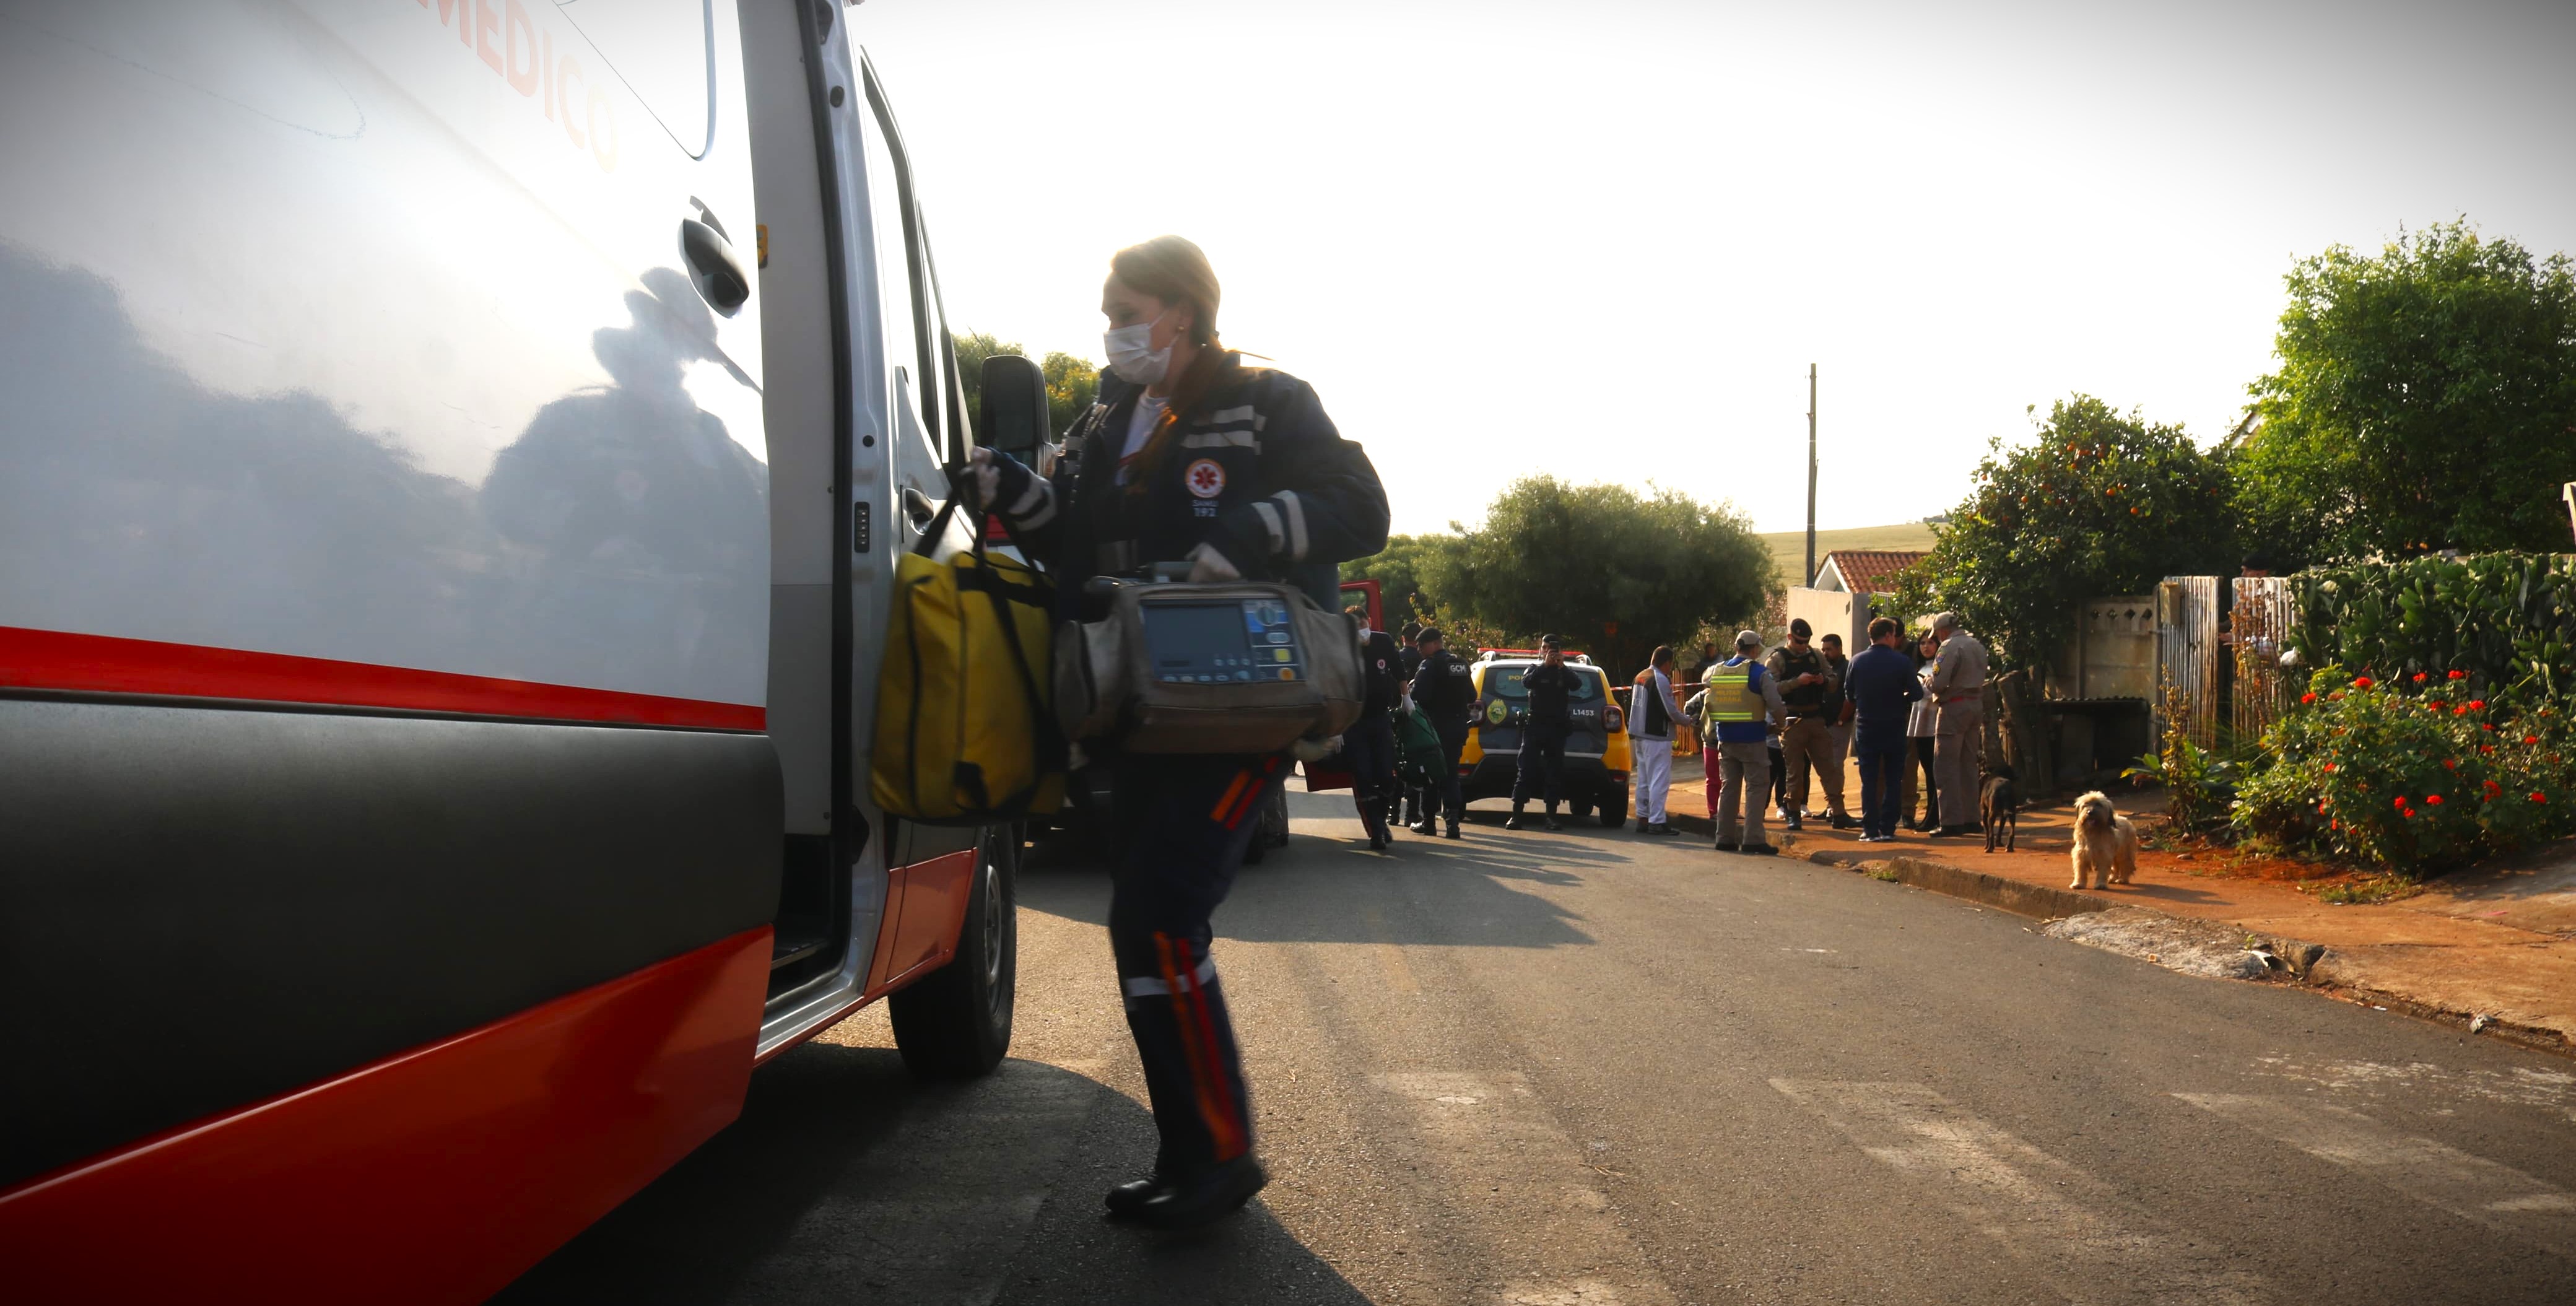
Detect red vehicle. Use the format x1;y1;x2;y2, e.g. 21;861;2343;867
1342;577;1386;632
0;5;1039;1300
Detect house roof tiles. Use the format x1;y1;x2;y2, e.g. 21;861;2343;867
1818;549;1928;596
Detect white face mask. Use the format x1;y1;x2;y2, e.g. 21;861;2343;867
1103;310;1173;385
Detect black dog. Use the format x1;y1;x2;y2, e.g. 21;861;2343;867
1980;764;2022;853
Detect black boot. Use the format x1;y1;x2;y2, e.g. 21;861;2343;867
1444;821;1461;839
1105;1156;1269;1230
1543;806;1564;832
1504;805;1526;830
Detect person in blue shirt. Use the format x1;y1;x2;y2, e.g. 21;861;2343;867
1702;630;1786;854
1841;616;1927;842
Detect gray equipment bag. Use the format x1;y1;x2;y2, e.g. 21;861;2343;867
1055;581;1364;754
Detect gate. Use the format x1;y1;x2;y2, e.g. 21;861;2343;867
2230;576;2299;745
2156;575;2301;751
2155;577;2219;749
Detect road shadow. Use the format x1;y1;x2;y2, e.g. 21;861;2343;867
1019;816;1601;950
494;1047;1368;1305
1813;844;2237;907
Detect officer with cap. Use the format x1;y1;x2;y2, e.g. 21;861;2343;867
1408;627;1473;838
1507;634;1580;830
1704;629;1786;853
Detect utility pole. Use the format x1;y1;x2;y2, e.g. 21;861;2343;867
1804;364;1817;588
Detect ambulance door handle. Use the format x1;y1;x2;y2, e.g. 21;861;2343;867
681;217;751;311
900;486;938;529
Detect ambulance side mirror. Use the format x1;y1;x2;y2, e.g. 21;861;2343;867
978;353;1050;464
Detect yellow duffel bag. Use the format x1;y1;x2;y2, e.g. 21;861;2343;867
870;497;1065;824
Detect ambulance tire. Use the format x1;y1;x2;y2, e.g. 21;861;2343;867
1569;798;1594;822
890;828;1018;1079
1599;787;1627;827
1241;785;1289;865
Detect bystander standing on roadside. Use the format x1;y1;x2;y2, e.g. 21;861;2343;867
1627;646;1686;835
1841;617;1924;842
1766;715;1790;825
1767;619;1850;831
1706;630;1787;855
1819;632;1854;817
1926;611;1990;837
1901;629;1941;832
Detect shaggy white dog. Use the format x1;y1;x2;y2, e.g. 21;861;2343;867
2069;790;2138;890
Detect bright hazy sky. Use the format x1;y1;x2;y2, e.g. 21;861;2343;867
848;0;2576;538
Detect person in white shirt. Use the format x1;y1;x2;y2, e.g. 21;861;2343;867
1627;645;1688;835
1901;629;1941;832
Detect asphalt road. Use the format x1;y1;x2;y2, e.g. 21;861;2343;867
500;791;2576;1304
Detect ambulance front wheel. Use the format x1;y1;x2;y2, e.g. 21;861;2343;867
1240;786;1289;865
890;827;1018;1079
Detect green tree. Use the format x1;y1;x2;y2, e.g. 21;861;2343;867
1041;350;1099;436
953;329;1008;424
1893;396;2236;676
2234;220;2576;567
1339;534;1459;626
1423;477;1773;678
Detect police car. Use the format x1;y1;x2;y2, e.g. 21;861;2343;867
1455;650;1634;825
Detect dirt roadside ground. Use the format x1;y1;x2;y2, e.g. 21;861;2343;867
1653;750;2576;1052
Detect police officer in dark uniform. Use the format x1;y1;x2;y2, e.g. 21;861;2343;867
1507;634;1580;830
1346;625;1404;850
1409;627;1473;838
975;236;1388;1230
1393;631;1426;829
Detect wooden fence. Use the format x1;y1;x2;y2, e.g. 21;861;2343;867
2156;577;2220;749
2154;575;2300;751
2229;577;2300;746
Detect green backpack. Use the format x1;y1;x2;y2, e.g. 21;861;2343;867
1393;704;1445;789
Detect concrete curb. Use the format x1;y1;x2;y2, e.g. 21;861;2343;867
1786;845;2575;1059
1806;852;2123;925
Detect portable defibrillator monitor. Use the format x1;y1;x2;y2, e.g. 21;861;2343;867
1141;598;1307;684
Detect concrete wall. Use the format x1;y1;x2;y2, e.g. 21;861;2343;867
1785;587;1864;654
2051;596;2157;699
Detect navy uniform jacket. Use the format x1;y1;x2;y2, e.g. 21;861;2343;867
1411;650;1475;729
1841;643;1925;745
1520;661;1581;735
1004;353;1388;616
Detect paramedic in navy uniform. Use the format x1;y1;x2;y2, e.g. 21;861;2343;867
973;235;1389;1229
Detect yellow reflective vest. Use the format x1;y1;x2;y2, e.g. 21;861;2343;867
1705;660;1766;723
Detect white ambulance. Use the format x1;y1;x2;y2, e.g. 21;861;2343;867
0;2;1043;1299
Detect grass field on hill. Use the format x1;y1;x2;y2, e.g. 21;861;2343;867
1756;523;1939;588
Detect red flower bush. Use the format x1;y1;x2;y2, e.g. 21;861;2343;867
2232;665;2576;874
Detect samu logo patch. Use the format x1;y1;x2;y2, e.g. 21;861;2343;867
1184;458;1227;498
